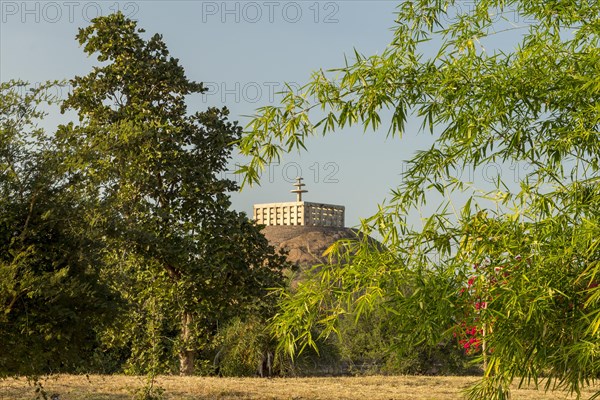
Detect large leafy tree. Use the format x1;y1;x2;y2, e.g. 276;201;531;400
239;1;600;398
57;13;288;375
0;80;118;376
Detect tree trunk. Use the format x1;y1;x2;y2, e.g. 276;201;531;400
179;311;195;376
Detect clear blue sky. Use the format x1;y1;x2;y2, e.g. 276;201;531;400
1;1;525;227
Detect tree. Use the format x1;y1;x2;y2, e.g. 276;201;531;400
239;1;600;398
57;13;288;375
0;80;118;376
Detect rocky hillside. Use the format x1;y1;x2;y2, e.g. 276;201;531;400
260;225;363;269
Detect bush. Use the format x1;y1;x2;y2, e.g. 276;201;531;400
212;317;272;377
337;309;474;376
212;317;343;377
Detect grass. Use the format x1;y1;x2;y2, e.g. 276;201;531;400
0;374;598;400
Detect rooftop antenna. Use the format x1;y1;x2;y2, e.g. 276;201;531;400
291;177;308;202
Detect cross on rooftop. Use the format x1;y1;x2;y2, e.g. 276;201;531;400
253;177;345;227
290;177;308;202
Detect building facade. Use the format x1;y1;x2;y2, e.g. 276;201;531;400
253;178;345;228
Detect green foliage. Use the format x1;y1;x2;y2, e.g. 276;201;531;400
212;316;345;378
336;312;394;375
57;12;289;375
337;309;471;375
240;1;600;398
0;80;119;376
212;317;272;377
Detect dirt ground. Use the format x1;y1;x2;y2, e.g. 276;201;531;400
1;374;598;400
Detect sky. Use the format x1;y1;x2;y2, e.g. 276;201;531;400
0;1;527;228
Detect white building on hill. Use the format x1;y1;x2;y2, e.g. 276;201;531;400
253;177;345;228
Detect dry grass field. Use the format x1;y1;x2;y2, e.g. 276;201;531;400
1;375;598;400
